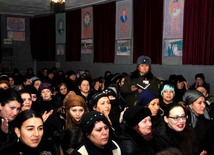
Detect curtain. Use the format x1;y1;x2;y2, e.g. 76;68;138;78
93;2;116;63
30;15;55;61
133;0;163;64
0;16;1;63
65;9;81;61
183;0;214;65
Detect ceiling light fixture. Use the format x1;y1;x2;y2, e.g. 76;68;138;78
50;0;65;12
51;0;65;4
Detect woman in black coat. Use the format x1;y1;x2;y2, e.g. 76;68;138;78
117;106;155;155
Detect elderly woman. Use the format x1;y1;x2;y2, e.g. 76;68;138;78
117;106;154;155
71;111;121;155
183;90;214;154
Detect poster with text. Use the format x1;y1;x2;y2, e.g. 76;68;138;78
164;0;184;38
7;17;25;31
81;7;93;39
116;0;132;39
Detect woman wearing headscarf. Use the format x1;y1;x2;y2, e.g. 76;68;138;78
117;106;155;155
71;111;121;155
137;90;164;128
183;90;214;154
59;91;88;155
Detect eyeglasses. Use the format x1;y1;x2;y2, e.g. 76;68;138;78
168;115;188;121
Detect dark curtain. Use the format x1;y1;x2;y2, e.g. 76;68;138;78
30;15;55;61
0;16;1;63
66;9;81;61
133;0;163;64
183;0;214;65
93;2;116;63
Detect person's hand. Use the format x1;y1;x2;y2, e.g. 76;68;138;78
42;110;53;122
183;81;188;90
119;107;128;123
131;85;138;92
199;150;207;155
1;118;9;134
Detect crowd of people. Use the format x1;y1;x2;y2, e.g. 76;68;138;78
0;55;214;155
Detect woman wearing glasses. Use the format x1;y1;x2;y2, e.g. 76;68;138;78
153;102;206;155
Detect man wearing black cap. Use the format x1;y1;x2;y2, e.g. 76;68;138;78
120;55;161;107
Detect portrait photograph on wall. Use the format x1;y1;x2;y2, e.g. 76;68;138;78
163;39;183;57
116;0;132;39
116;39;131;56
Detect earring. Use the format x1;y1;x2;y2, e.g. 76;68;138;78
17;137;20;142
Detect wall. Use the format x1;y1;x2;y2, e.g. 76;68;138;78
0;15;33;74
1;2;214;94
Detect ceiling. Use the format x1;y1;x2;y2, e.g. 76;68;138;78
0;0;113;17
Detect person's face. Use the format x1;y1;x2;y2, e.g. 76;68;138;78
42;70;48;76
0;101;21;122
189;96;206;115
161;89;175;103
21;93;32;111
41;89;52;101
79;80;90;94
176;81;184;89
31;94;38;102
48;73;54;79
138;116;152;135
148;98;160;116
15;117;43;148
164;106;186;132
138;64;150;75
59;84;68;95
119;78;125;87
0;83;9;90
69;74;76;81
93;97;111;116
69;106;85;122
24;79;31;86
196;77;204;86
196;87;208;97
9;77;15;86
34;80;41;90
122;10;126;16
87;121;109;148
